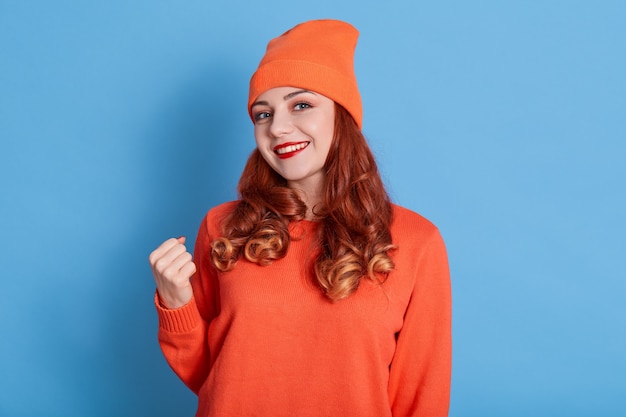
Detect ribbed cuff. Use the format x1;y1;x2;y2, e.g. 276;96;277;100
154;292;202;333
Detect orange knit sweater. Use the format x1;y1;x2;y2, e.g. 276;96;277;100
156;202;451;417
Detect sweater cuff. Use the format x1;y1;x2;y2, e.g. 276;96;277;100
154;292;202;333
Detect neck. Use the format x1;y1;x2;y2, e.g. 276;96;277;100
288;179;324;221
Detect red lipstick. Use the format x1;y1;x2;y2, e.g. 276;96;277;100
273;141;310;159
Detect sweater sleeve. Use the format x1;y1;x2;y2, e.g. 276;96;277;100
156;214;218;394
388;228;452;417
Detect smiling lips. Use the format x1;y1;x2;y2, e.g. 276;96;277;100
274;141;310;159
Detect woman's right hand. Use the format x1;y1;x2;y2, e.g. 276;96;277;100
148;236;196;309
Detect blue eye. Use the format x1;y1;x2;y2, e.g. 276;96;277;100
254;111;271;122
294;102;311;111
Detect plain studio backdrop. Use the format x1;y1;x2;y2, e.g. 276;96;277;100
1;1;624;416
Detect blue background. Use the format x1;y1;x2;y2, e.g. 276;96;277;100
1;1;624;416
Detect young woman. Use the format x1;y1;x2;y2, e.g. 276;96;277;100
149;19;451;417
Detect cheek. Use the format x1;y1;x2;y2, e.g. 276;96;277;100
253;127;263;148
319;109;335;152
253;133;277;166
319;126;335;155
253;129;273;158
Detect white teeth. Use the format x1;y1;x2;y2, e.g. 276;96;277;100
276;142;308;154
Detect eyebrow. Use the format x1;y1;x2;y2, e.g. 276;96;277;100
251;89;316;108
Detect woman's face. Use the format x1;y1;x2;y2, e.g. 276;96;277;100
251;86;335;193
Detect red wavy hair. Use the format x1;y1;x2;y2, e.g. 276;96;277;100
210;103;395;301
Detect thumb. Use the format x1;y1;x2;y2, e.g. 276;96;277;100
176;236;186;244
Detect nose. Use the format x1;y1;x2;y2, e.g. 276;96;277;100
268;109;293;138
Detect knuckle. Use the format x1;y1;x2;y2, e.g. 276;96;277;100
154;257;170;272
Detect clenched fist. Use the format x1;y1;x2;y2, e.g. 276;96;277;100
149;236;196;309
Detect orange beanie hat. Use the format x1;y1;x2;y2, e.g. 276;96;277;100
248;19;362;128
